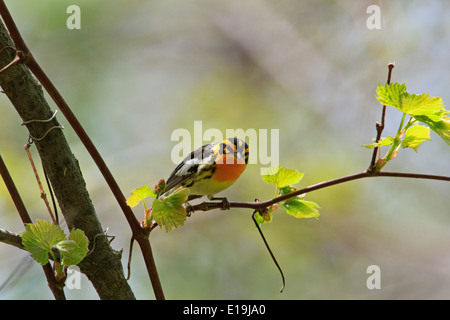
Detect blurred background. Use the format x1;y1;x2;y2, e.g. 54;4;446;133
1;0;449;299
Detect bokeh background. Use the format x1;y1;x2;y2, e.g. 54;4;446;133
1;0;449;299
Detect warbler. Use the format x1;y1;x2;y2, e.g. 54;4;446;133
163;137;249;201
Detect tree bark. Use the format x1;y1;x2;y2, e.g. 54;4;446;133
0;19;135;300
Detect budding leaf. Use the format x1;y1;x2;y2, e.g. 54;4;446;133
126;185;156;207
254;211;273;225
56;228;89;266
362;136;394;149
262;166;304;188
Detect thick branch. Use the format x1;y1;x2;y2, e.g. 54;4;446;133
0;1;164;300
0;17;135;300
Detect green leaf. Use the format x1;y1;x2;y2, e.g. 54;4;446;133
282;198;319;219
376;82;407;109
279;185;297;196
362;136;394;149
401;93;445;121
254;212;264;225
261;166;304;188
152;198;187;232
21;220;67;265
56;228;89;266
401;125;431;152
165;187;190;206
377;83;446;122
126;185;156;207
415;115;450;146
254;211;273;225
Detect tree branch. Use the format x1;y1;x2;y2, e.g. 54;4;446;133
188;170;450;214
368;63;395;173
0;15;135;299
0;0;164;300
0;228;24;251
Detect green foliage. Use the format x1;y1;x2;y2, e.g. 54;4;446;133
282;198;320;219
364;83;449;170
401;125;431;152
259;166;319;224
152;187;190;232
21;219;89;267
56;229;90;266
376;83;446;121
126;184;189;232
261;166;304;187
415;115;450;146
126;185;155;210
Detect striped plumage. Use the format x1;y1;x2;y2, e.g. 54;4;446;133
164;138;249;199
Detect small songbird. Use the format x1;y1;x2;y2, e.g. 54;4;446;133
163;138;249;202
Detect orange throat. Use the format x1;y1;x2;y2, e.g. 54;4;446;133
212;155;246;182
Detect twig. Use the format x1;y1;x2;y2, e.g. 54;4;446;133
188;170;450;214
24;143;58;225
368;63;395;172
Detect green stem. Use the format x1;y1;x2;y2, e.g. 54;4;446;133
384;113;406;162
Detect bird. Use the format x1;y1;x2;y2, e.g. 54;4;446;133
163;138;249;205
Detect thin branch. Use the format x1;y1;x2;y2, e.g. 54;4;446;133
0;228;24;250
188;170;450;214
368;63;395;172
24;143;58;224
377;171;450;181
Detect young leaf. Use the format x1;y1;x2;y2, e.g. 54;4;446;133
21;220;67;265
56;228;89;266
376;83;446;122
415;115;450;146
282;198;319;219
401;125;431;152
279;185;298;196
401;93;445;122
362;136;394;149
126;185;156;207
254;212;264;225
154;179;166;197
254;211;273;225
152;198;187;232
376;82;407;109
165;187;190;206
261;166;304;188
